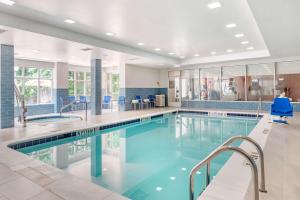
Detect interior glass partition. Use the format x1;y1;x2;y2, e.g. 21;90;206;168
276;61;300;102
168;71;181;106
247;63;275;101
200;68;221;100
221;65;246;101
181;69;199;100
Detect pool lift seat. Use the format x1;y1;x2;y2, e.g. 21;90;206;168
270;97;293;124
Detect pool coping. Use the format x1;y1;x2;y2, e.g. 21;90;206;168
0;108;269;200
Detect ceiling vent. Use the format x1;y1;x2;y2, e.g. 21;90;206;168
0;29;8;34
128;57;139;61
80;48;93;51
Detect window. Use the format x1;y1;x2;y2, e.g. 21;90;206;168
168;71;180;104
247;63;275;101
14;67;53;105
221;66;246;101
276;61;300;102
200;68;221;100
181;69;199;100
68;71;91;98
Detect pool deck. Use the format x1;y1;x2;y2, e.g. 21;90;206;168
0;107;299;200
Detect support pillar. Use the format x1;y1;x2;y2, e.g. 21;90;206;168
91;59;102;115
0;44;14;129
53;62;69;113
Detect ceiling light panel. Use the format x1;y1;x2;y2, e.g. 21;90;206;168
207;2;222;9
235;33;244;38
64;19;75;24
0;0;15;6
226;23;236;28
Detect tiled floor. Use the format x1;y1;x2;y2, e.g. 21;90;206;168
0;108;299;200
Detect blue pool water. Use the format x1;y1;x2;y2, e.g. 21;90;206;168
18;113;257;200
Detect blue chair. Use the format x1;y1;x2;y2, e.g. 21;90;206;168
118;96;126;111
148;95;156;108
79;96;86;103
102;96;112;110
271;97;293;124
68;96;76;102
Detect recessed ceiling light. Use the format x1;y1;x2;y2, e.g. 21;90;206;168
226;49;233;53
226;23;236;28
137;42;144;46
154;48;161;51
210;51;217;55
247;46;254;50
169;176;176;180
181;167;187;171
207;2;222;9
0;0;15;6
155;187;163;192
31;49;40;53
64;19;75;24
168;52;175;55
241;41;249;45
194;54;200;57
235;33;244;38
105;32;114;36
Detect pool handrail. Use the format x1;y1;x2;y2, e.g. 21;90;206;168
189;146;259;200
222;136;267;193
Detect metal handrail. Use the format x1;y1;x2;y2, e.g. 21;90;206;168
222;136;267;193
60;100;77;115
14;83;27;127
189;146;259;200
60;100;88;121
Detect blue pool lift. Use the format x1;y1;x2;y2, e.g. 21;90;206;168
271;97;293;124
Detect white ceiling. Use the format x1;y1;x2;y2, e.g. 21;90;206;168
0;0;299;67
0;0;272;67
0;26;173;68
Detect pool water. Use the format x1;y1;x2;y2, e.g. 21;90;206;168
19;113;257;200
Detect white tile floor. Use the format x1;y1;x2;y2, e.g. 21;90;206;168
0;108;299;200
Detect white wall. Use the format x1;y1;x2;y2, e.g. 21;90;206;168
15;59;54;68
125;64;167;88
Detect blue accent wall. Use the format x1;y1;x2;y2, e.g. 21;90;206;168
14;104;54;117
0;44;14;128
181;100;300;112
120;88;168;110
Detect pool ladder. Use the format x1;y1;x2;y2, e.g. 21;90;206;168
189;136;267;200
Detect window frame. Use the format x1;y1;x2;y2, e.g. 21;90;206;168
15;66;53;105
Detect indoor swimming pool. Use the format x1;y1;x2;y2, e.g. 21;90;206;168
17;113;258;200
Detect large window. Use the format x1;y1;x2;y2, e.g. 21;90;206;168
68;71;91;97
276;61;300;102
14;67;53;104
200;68;221;100
181;69;199;100
247;63;275;101
221;66;246;101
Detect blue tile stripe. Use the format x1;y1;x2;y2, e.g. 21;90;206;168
181;100;300;112
9;118;141;150
14;104;54;117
